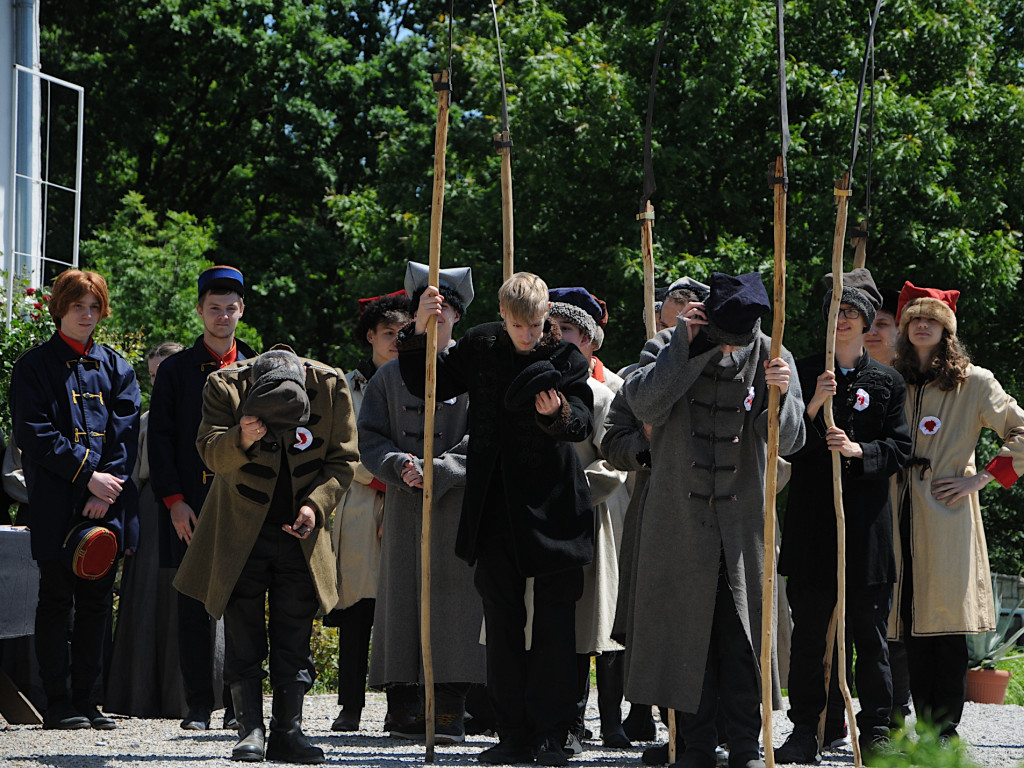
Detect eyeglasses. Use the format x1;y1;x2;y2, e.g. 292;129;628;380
837;307;862;319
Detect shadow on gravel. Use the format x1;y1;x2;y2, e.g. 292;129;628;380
315;739;667;767
17;756;229;766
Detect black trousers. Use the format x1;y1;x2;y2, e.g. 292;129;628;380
224;524;318;690
679;559;761;762
888;640;912;721
474;530;583;746
786;576;893;740
898;498;967;737
35;559;116;703
335;597;375;709
178;591;218;710
904;633;967;737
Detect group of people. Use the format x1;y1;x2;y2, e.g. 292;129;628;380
3;258;1023;768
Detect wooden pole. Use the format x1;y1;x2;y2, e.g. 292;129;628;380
762;155;788;768
817;171;861;768
638;201;656;339
852;219;868;270
495;131;514;281
419;68;451;763
636;198;667;756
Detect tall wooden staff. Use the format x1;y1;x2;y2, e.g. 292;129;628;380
490;0;514;281
636;1;679;756
819;172;861;768
761;2;791;765
851;220;869;270
816;7;883;767
419;63;451;765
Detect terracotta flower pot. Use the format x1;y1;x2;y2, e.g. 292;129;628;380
965;667;1012;704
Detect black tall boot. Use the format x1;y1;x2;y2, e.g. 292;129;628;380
622;703;657;742
265;682;324;764
230;679;266;762
596;652;630;748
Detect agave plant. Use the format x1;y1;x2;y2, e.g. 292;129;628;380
966;576;1024;670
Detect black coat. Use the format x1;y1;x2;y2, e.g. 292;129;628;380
779;350;911;587
148;335;257;566
12;333;140;561
398;320;595;577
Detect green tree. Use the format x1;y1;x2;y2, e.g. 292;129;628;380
82;193;262;397
39;0;1024;568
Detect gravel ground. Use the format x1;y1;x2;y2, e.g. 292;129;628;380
2;691;1023;767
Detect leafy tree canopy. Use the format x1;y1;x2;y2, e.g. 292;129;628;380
38;0;1024;568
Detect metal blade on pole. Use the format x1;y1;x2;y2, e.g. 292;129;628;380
637;0;680;345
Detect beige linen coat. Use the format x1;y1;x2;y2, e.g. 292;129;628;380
331;366;385;610
174;352;359;619
575;376;629;654
891;364;1024;638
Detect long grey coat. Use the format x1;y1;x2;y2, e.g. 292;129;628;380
621;325;805;714
358;360;486;686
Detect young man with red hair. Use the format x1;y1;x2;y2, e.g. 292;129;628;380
11;269;140;730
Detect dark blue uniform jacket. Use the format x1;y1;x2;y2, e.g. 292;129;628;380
12;332;140;561
148;335;257;566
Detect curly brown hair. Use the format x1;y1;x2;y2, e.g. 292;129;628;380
894;327;970;390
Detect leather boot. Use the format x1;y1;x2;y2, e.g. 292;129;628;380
596;652;631;748
265;682;324;764
230;679;266;762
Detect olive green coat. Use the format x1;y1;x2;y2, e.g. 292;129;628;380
173;352;359;619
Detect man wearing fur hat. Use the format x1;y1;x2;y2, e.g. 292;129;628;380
174;348;359;764
622;272;805;768
775;269;911;763
548;287;631;750
357;262;486;743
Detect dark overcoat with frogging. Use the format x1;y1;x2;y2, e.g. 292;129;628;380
779;351;911;587
397;320;595;576
12;333;140;561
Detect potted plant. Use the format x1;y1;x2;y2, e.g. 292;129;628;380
965;576;1024;704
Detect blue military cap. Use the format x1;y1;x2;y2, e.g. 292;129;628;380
198;265;245;298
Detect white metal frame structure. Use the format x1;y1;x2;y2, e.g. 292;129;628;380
5;63;84;327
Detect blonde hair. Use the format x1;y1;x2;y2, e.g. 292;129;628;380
499;272;549;322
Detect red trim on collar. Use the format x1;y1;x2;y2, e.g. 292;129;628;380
591;356;606;383
985;455;1019;489
204;341;238;368
59;330;92;356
